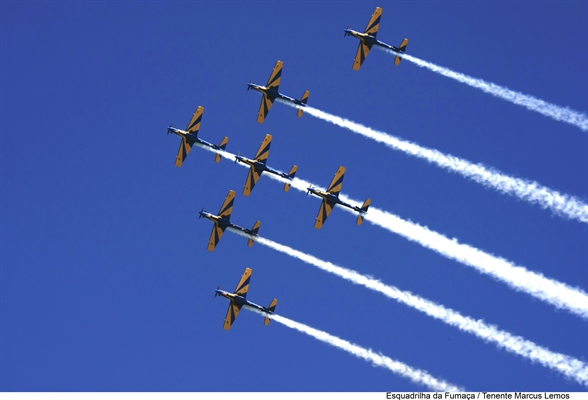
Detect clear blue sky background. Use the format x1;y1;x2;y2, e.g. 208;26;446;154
1;1;587;392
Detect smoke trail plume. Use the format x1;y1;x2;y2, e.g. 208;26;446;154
337;195;588;320
280;101;588;224
231;230;588;386
381;49;588;132
245;307;462;391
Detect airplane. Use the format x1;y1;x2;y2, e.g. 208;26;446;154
199;190;261;251
344;7;409;70
307;166;370;229
167;105;229;166
247;60;310;123
235;134;298;196
215;267;278;330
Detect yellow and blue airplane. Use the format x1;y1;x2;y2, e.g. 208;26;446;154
344;7;409;70
167;105;229;166
235;134;298;196
199;190;261;251
247;60;310;123
215;267;277;330
307;166;370;229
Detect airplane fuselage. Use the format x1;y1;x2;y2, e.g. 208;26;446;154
345;29;398;52
307;188;363;213
200;211;255;235
168;127;218;150
235;155;266;171
247;83;307;106
235;156;291;179
215;290;272;313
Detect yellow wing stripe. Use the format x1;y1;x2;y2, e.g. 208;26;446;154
266;60;283;89
234;268;252;297
243;168;261;197
217;190;236;219
186;106;204;133
223;302;241;330
364;7;382;36
175;138;193;167
327;166;346;195
207;224;225;252
353;42;372;71
314;200;335;229
257;94;274;123
254;134;272;163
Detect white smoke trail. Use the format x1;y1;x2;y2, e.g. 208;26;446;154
231;230;588;386
244;307;463;391
211;147;588;318
341;198;588;320
381;48;588;132
197;144;238;162
282;101;588;224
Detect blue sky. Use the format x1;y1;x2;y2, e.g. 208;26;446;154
1;1;587;392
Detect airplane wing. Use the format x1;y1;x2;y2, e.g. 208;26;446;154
207;223;226;252
223;301;243;330
364;7;382;37
217;190;236;219
266;60;283;89
352;41;373;71
175;137;193;167
234;268;252;298
221;268;252;330
352;7;382;71
314;199;335;229
186;106;203;133
254;134;272;164
243;167;262;197
326;166;346;196
257;93;274;123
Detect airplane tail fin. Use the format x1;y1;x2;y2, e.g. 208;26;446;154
214;137;229;163
284;165;298;192
394;38;409;66
297;90;310;117
247;220;261;246
356;198;371;226
264;298;278;325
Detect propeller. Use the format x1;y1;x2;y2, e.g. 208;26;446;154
167;124;174;134
307;186;313;195
234;152;240;163
247;80;252;91
198;207;205;219
214;286;220;297
344;26;350;37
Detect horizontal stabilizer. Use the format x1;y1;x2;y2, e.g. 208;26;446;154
357;214;364;226
264;298;278;325
215;137;229;163
284;165;298;192
297;91;310;117
360;198;371;212
247;220;261;246
394;38;409;66
356;198;371;226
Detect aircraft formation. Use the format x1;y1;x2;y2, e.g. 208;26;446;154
167;6;399;329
